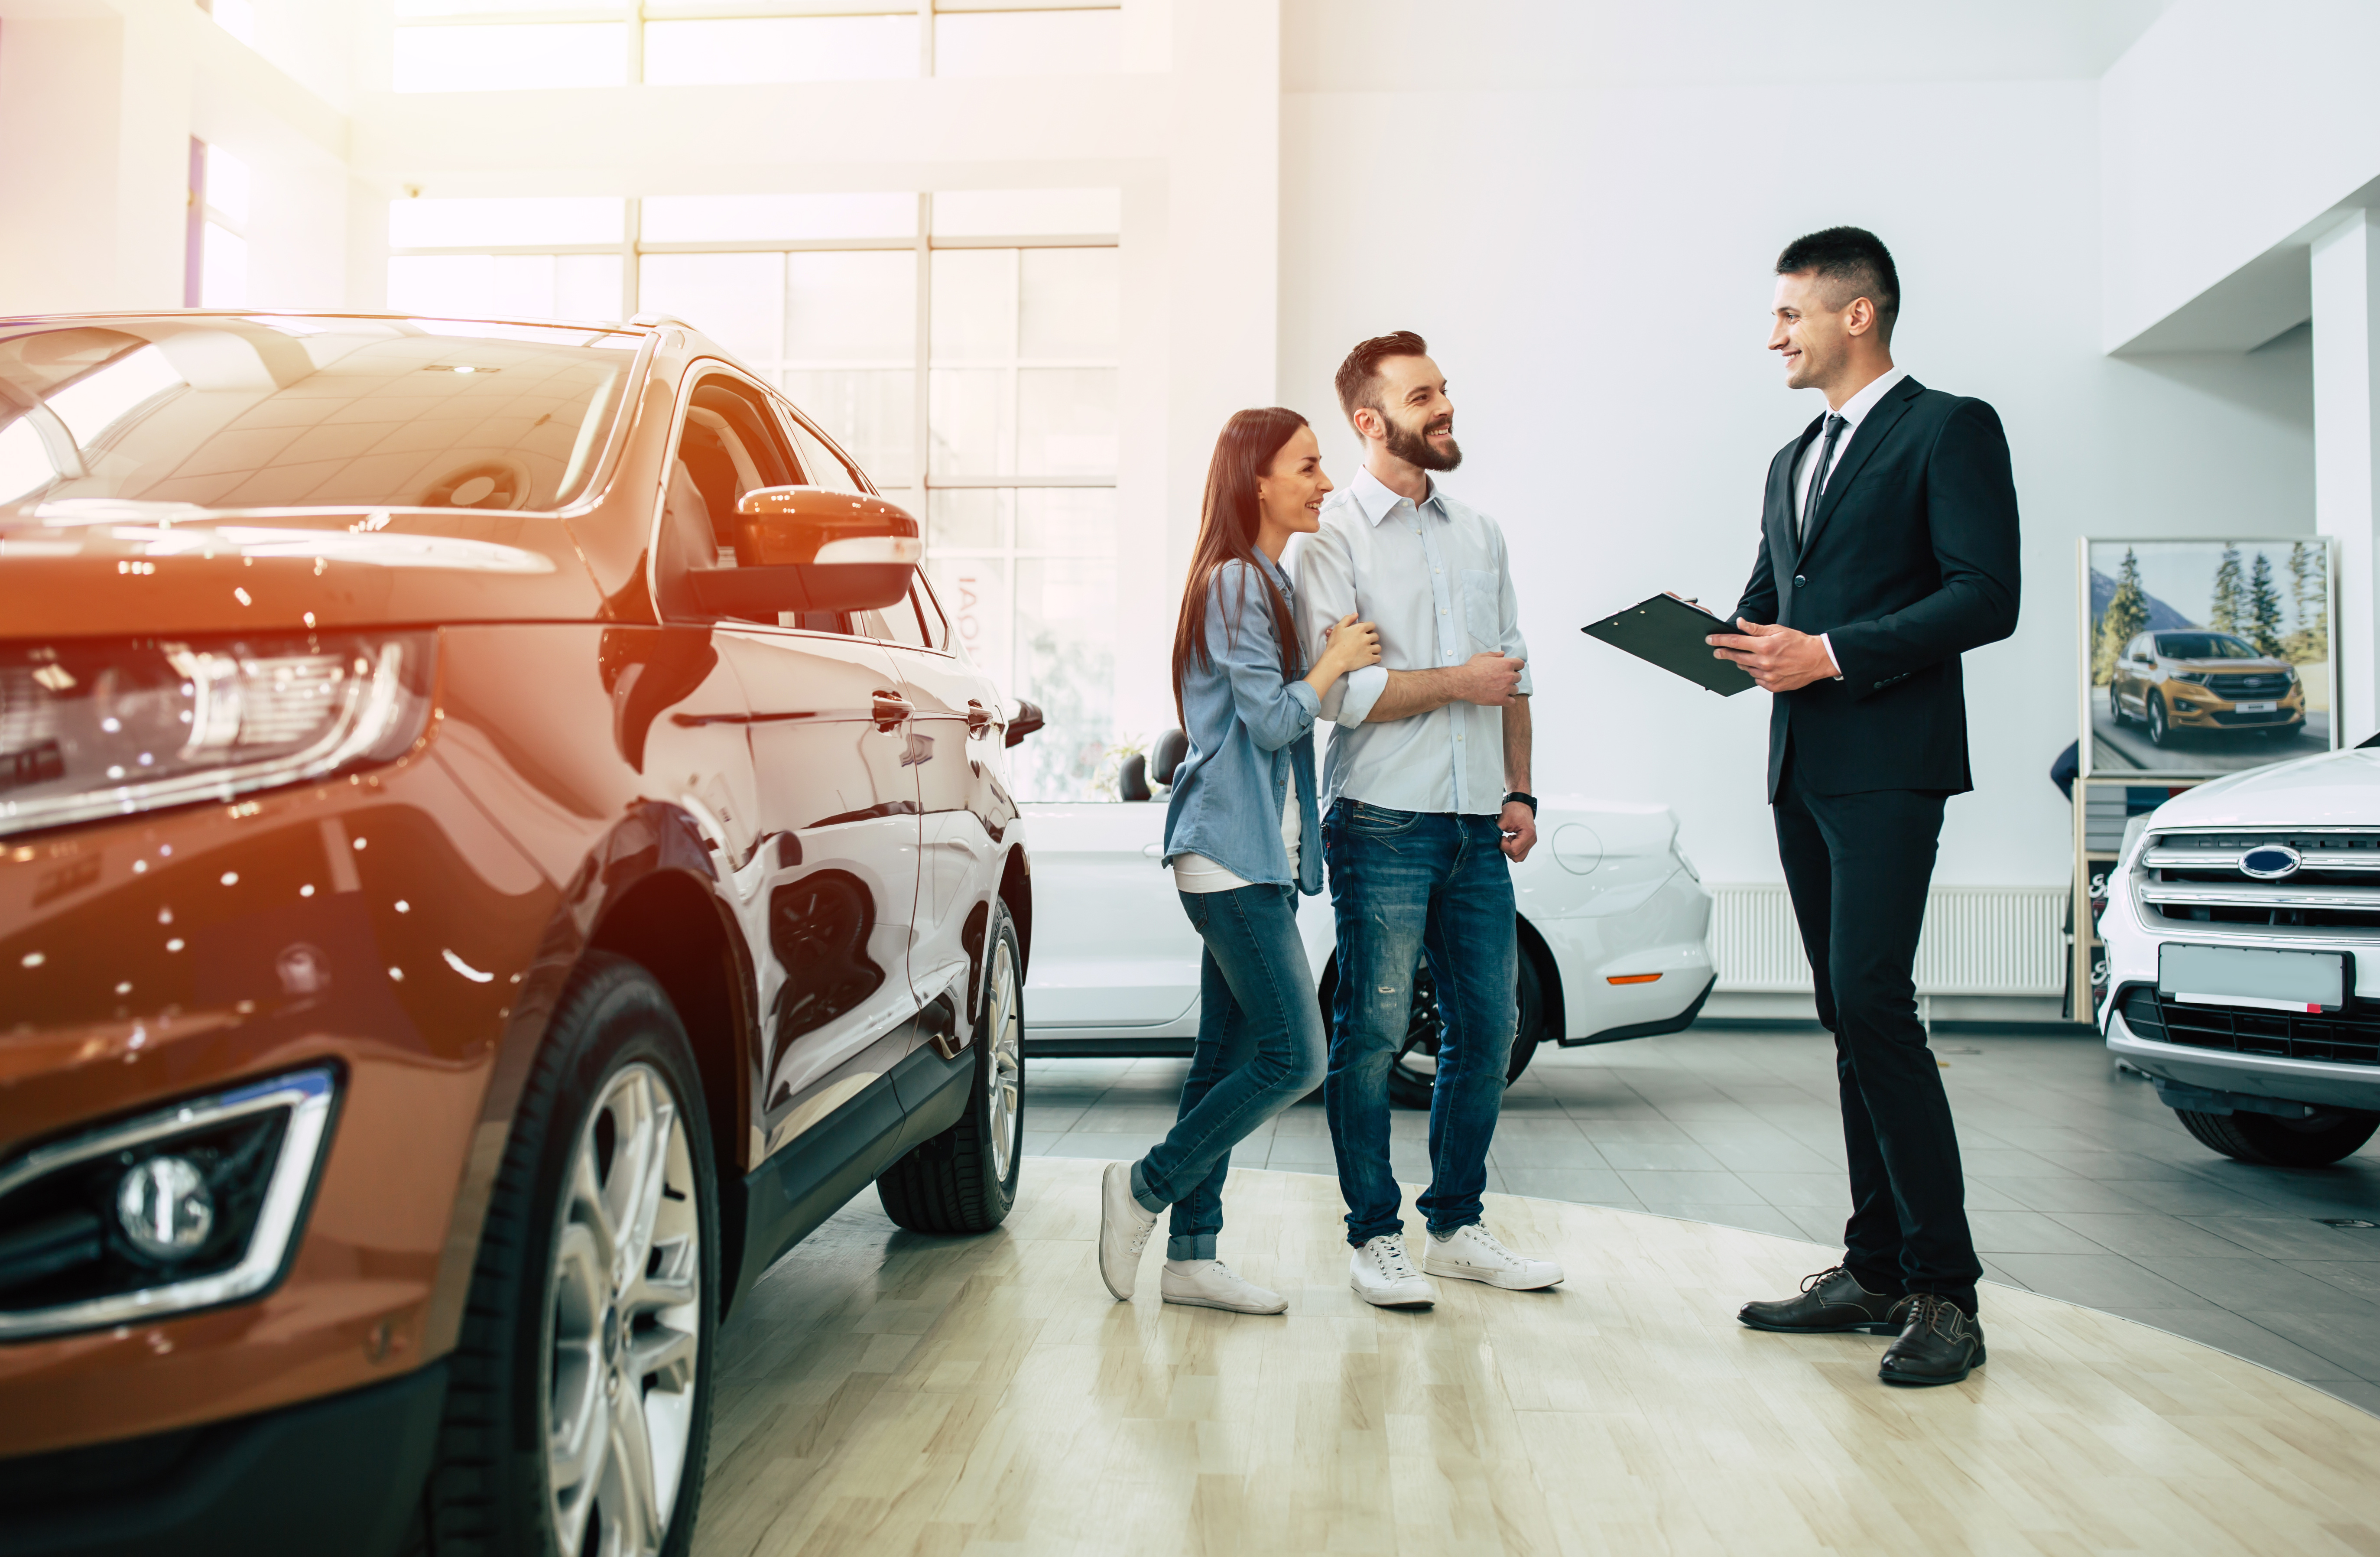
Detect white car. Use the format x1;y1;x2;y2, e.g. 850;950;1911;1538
2101;744;2380;1165
1020;737;1716;1106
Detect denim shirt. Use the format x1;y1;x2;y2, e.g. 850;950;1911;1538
1162;554;1324;894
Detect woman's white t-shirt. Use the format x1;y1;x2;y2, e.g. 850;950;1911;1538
1172;787;1299;894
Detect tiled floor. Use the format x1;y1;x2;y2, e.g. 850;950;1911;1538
1023;1025;2380;1416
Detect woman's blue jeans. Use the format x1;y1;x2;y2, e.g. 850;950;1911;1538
1320;801;1517;1247
1132;883;1327;1260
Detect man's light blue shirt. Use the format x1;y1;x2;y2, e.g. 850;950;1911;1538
1289;467;1530;816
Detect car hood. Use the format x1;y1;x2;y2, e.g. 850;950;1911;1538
2168;657;2292;672
0;501;606;637
2148;747;2380;830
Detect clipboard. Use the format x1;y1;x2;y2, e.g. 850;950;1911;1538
1581;595;1757;696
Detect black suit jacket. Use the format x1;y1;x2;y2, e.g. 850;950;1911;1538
1730;376;2020;800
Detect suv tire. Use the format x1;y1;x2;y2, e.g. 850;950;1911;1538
2173;1105;2380;1167
422;952;719;1557
2147;692;2172;747
1370;952;1545;1112
876;904;1025;1234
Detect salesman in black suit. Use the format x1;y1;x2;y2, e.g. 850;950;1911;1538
1706;227;2019;1387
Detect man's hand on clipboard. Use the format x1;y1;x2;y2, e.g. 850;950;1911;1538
1705;618;1838;693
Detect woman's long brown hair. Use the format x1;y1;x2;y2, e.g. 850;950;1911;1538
1172;407;1309;729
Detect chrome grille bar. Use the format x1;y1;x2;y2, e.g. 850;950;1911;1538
2141;846;2380;874
2140;882;2380;911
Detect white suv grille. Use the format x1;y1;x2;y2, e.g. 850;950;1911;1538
2135;827;2380;935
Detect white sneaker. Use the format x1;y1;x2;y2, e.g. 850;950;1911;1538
1348;1234;1435;1308
1422;1223;1564;1290
1097;1161;1158;1300
1161;1258;1287;1314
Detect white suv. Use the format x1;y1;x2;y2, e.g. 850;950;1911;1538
2101;745;2380;1166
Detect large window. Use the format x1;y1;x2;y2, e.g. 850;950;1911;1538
392;2;1121;91
384;187;1122;800
186;141;252;309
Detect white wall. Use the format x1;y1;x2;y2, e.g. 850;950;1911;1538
0;0;351;314
1279;69;2313;891
2102;0;2380;352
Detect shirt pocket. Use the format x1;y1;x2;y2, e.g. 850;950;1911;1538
1460;568;1503;654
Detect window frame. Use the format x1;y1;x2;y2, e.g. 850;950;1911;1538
388;3;1123;89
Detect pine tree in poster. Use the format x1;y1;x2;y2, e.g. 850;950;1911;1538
2247;551;2284;657
2284;540;2331;664
2210;544;2245;635
2095;546;2150;685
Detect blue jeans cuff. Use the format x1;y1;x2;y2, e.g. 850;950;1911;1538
1424;1216;1479;1241
1166;1234;1217;1261
1128;1159;1168;1215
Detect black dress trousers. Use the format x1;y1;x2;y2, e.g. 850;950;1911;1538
1772;754;1983;1313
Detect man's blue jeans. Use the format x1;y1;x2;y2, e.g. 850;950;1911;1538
1320;800;1516;1247
1133;883;1327;1260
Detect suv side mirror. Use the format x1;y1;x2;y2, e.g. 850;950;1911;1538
1004;699;1045;749
688;486;921;618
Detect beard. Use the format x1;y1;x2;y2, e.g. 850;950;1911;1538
1383;413;1461;472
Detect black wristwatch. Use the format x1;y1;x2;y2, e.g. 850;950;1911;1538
1503;791;1537;816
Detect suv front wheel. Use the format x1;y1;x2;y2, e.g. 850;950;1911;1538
2173;1105;2380;1167
423;952;719;1557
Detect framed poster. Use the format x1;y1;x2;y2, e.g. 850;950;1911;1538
2078;537;2341;779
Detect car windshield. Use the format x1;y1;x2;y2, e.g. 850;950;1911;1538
2155;633;2261;660
0;316;640;514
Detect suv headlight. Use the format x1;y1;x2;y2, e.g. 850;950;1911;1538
0;1067;337;1339
2170;672;2209;686
0;632;432;838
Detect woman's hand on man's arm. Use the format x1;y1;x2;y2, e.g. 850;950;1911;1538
1304;613;1381;697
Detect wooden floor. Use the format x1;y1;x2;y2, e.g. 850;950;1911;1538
695;1158;2380;1557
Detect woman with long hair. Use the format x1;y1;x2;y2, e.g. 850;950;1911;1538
1096;407;1380;1312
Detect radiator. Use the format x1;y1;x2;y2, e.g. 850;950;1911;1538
1709;884;2067;995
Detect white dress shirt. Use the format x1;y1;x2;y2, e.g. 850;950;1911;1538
1289;467;1530;816
1790;365;1907;679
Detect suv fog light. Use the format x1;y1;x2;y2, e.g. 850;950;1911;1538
116;1156;215;1260
0;1067;337;1339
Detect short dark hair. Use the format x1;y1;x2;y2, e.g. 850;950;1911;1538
1334;330;1428;429
1775;227;1899;341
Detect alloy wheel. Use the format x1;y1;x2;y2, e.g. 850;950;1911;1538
542;1062;703;1557
2149;694;2169;746
985;936;1024;1183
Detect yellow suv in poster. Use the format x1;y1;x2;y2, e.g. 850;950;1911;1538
2108;630;2305;747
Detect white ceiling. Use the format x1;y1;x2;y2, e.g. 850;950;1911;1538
1284;0;2182;92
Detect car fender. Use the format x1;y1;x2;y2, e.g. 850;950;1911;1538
417;787;763;1357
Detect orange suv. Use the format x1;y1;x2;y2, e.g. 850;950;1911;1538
0;312;1036;1556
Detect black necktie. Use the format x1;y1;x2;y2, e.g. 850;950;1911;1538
1799;413;1847;545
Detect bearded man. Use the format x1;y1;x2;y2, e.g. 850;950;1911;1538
1291;330;1562;1308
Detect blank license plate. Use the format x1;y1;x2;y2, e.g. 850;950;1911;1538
2159;943;2345;1013
2234;701;2278;713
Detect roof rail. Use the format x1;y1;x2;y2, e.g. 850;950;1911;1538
628;312;689;329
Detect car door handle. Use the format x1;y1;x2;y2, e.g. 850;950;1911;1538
966;699;994;735
870;690;912;729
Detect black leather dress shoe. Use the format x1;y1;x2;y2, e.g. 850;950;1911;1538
1878;1294;1986;1386
1737;1266;1904;1334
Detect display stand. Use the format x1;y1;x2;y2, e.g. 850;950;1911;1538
2068;774;2202;1020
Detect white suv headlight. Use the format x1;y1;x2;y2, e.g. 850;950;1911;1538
0;632;433;837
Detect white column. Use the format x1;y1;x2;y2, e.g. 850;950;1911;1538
2313;208;2380;745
